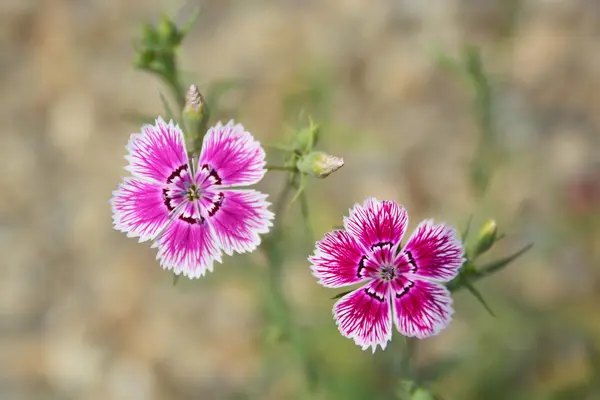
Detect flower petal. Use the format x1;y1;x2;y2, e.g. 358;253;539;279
198;121;266;187
399;219;465;282
344;198;409;252
202;189;274;256
125;117;189;183
110;178;171;242
334;280;393;352
153;212;223;279
309;230;371;288
392;277;453;339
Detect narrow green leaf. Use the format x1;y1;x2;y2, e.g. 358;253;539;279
461;214;473;241
465;45;484;81
463;278;495;317
495;232;507;243
122;112;156;125
172;274;180;286
476;242;534;278
448;242;533;292
288;173;307;208
429;47;462;76
158;90;175;121
180;6;200;36
331;290;352;300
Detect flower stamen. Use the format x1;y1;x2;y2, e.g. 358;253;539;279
185;184;201;201
379;265;396;281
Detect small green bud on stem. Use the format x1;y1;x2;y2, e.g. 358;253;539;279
157;16;181;48
293;119;320;153
296;151;344;178
182;84;209;155
472;219;498;258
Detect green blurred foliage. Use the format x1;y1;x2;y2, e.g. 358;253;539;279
128;8;600;398
9;1;596;398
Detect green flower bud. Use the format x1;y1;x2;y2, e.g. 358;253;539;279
182;84;209;154
472;219;498;258
296;151;344;178
133;48;155;70
293;120;319;152
184;84;205;115
157;15;180;47
140;23;159;47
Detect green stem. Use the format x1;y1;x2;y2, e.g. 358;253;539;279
465;46;497;198
259;177;318;396
299;190;314;242
161;73;185;111
379;337;418;398
149;51;185;112
266;165;297;172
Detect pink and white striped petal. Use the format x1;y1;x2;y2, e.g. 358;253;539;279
202;189;274;256
364;244;395;270
111;178;171;242
334;279;393;352
153;216;223;279
344;198;409;252
400;220;465;282
198;121;266;187
125;118;189;183
309;230;371;288
392;277;453;339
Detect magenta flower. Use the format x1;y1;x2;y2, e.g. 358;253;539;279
309;198;465;352
111;118;274;278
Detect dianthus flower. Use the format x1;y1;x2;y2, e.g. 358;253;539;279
111;118;273;278
309;198;464;352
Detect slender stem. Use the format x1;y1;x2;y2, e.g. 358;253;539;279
161;73;186;111
259;176;318;395
266;164;296;172
379;337;418;398
299;190;314;243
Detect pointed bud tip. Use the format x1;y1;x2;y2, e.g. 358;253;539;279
481;219;498;234
297;151;344;178
473;219;498;257
182;84;209;154
185;84;204;114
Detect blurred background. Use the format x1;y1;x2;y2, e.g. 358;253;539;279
2;0;600;399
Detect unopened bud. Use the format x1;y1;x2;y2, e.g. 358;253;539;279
133;47;155;70
157;15;181;47
472;219;498;258
184;84;204;115
182;85;209;154
293;119;320;152
296;151;344;178
140;23;159;47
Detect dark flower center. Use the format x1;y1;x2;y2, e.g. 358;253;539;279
185;184;201;201
379;265;396;281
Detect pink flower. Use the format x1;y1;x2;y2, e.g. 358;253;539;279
111;118;274;278
309;198;465;352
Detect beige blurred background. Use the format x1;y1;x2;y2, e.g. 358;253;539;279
2;0;600;399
